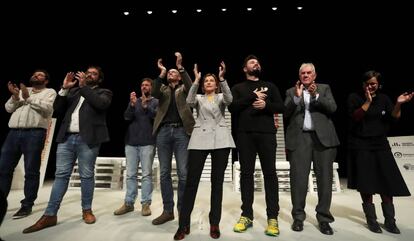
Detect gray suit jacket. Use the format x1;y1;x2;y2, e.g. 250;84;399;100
186;80;235;150
284;83;339;150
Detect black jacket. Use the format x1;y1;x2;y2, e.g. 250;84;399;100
54;85;113;145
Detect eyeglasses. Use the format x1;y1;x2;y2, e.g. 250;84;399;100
86;71;99;76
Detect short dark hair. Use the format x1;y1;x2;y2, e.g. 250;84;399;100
141;77;153;85
362;70;381;83
243;54;259;68
88;65;104;83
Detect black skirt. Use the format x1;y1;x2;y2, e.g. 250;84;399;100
347;136;411;196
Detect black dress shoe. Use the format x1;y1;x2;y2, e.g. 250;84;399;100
367;220;382;233
319;222;333;235
12;206;32;219
291;220;304;232
384;221;400;234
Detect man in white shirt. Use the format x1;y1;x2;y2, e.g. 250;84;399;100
0;70;56;219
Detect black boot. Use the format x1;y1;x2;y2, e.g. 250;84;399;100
362;203;382;233
381;202;400;234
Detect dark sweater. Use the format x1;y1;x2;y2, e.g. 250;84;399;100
347;92;396;149
347;92;394;138
228;79;285;133
124;97;158;146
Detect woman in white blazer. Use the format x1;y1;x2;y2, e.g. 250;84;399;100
174;62;235;240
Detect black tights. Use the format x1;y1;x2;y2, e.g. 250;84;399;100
360;193;393;204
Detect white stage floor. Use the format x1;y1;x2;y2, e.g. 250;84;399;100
1;179;413;241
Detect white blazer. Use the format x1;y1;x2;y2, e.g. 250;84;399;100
186;80;236;150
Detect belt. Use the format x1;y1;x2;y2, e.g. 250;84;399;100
162;123;183;128
11;128;45;131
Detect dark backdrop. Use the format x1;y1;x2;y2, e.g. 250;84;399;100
1;1;413;179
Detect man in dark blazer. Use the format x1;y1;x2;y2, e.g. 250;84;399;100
284;63;339;235
23;66;112;233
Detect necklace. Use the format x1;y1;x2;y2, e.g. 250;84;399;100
207;95;214;103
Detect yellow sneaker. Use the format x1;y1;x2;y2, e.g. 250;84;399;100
233;216;253;232
265;219;279;236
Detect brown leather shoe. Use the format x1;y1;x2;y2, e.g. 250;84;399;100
210;225;220;239
82;209;96;224
23;215;57;233
152;211;174;225
114;203;134;215
141;203;151;216
174;226;190;240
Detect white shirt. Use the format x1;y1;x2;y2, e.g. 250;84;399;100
293;89;319;131
6;87;56;129
58;88;84;133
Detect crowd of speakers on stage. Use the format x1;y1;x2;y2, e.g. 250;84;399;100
1;52;413;240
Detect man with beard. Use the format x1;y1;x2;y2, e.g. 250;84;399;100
229;55;285;236
0;70;56;219
113;78;158;217
23;66;112;233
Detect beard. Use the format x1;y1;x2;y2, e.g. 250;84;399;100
142;90;150;97
248;68;261;77
85;78;100;86
29;77;45;87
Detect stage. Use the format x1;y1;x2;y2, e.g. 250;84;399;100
1;180;413;241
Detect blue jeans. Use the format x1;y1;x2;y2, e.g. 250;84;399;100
45;134;100;216
156;126;189;213
124;144;155;205
0;129;46;208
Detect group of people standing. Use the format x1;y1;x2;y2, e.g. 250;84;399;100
0;53;412;240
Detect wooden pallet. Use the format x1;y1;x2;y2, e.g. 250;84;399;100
232;161;341;193
121;160;160;191
69;157;124;190
308;162;341;193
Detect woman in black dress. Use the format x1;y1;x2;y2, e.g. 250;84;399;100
347;70;413;234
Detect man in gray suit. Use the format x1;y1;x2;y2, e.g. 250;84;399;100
284;63;339;235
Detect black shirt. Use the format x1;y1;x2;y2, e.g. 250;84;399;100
161;85;183;125
228;79;285;133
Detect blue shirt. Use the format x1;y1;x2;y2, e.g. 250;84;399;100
124;97;158;146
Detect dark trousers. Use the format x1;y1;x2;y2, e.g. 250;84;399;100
288;131;336;223
156;126;189;213
179;148;230;227
0;189;7;227
237;132;279;220
0;129;46;208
